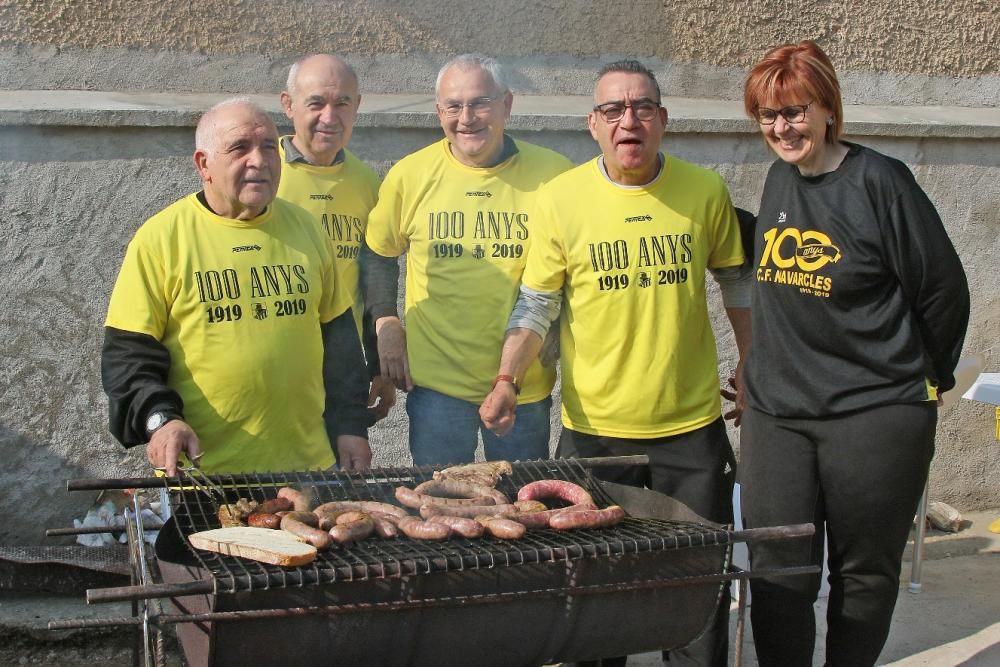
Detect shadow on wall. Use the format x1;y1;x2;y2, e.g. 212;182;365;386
0;421;147;545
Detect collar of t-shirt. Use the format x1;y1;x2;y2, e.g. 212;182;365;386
195;190;268;218
448;134;520;168
281;135;346;166
597;152;664;188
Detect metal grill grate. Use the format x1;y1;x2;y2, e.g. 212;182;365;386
166;459;733;594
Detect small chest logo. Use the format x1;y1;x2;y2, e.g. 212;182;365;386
310;194;334;201
778;211;787;224
232;244;262;253
466;191;492;198
624;214;652;223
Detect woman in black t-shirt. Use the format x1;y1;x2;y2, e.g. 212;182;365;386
738;40;970;667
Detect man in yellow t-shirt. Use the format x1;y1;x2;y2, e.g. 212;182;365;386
277;53;394;424
480;61;751;667
102;99;371;476
364;54;572;465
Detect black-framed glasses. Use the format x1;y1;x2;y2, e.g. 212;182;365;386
755;102;813;125
438;97;497;118
593;98;662;123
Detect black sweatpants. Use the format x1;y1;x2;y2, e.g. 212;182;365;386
740;403;936;667
558;418;736;667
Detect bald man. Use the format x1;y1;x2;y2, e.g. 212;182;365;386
277;54;394;424
102;98;372;476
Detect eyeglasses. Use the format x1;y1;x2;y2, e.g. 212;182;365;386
593;99;662;123
438;97;497;118
755;102;813;125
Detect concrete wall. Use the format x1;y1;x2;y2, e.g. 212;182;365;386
0;0;998;544
1;97;997;544
2;0;998;105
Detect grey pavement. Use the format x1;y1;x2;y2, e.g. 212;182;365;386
627;510;1000;666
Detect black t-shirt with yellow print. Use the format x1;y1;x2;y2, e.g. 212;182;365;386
746;143;969;418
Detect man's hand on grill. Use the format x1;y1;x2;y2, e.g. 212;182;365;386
479;383;518;437
148;419;201;477
337;435;373;471
368;375;396;422
375;316;414;391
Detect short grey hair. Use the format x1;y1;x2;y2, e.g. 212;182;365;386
435;54;510;98
195;97;259;152
286;54;358;98
596;59;662;102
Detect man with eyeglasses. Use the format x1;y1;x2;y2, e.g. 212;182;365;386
363;53;572;466
480;59;751;666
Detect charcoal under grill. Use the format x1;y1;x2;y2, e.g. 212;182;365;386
52;457;816;667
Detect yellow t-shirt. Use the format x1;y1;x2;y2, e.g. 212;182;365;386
276;140;380;338
523;155;745;438
366;138;573;403
105;194;353;473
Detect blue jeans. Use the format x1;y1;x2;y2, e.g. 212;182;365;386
406;386;552;466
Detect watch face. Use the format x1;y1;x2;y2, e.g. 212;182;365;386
146;412;168;433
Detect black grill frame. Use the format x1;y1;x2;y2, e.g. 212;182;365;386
163;459;734;595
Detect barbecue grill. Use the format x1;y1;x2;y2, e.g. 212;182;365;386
50;456;815;667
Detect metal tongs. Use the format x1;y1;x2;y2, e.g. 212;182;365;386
156;453;229;503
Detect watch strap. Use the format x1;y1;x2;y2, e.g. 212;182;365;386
493;374;521;395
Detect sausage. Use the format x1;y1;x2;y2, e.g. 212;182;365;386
419;503;518;520
280;511;319;527
516;480;594;506
277;487;313;512
280;516;332;550
246;512;282;529
414;479;509;506
395;486;495;510
334;510;369;525
435;472;495;488
313;500;409;519
328;513;375;544
254;497;294;515
369;513;399;539
433;461;512;484
396;516;452;541
548;505;626;531
314;508;354;531
476;516;527;540
426;514;485;539
505;502;598;529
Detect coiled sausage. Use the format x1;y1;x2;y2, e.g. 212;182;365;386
395;486;494;510
516;480;594;506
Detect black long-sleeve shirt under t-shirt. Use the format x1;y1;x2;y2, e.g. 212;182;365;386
745;142;970;418
102;309;370;448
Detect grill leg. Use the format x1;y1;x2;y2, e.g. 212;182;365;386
734;576;748;667
908;482;929;593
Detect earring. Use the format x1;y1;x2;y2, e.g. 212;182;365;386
826;117;834;126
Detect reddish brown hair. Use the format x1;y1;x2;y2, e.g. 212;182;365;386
744;40;843;143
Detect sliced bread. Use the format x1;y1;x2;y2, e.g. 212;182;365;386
188;526;317;567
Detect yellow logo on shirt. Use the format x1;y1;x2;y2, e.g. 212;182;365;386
756;226;840;298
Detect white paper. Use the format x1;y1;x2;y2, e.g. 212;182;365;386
963;372;1000;406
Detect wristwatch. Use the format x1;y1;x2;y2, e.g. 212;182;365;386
145;411;176;438
492;374;521;395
